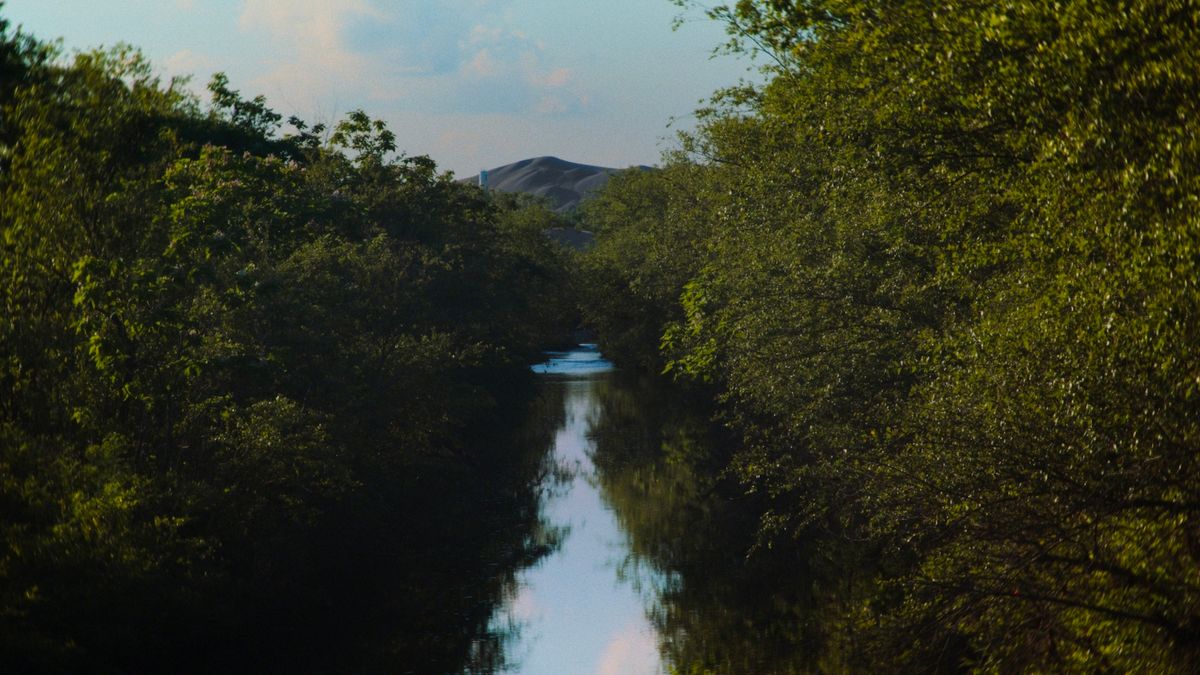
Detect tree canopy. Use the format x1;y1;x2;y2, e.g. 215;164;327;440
583;0;1200;670
0;13;576;671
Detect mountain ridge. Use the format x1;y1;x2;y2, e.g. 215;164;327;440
465;155;650;213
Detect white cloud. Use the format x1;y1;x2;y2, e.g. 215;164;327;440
539;67;572;88
238;0;382;47
446;24;585;116
465;24;505;46
160;49;218;98
205;0;599;176
236;0;380;103
230;1;584;116
596;621;661;675
509;585;543;622
463;49;502;78
163;48;213;77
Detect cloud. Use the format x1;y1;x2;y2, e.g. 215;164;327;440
163;48;214;78
539;67;572;88
466;24;505;46
231;0;589;117
509;585;543;622
534;95;570;115
596;621;661;675
239;0;381;51
463;48;502;78
235;0;379;105
342;3;469;75
160;48;219;98
443;24;587;116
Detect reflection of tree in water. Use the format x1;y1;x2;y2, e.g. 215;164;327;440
434;380;571;675
464;380;573;674
252;380;570;675
588;373;868;674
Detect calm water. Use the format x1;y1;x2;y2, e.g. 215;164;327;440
485;344;820;674
496;344;665;674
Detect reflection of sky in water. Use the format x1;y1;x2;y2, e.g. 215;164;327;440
529;344;614;376
498;347;662;674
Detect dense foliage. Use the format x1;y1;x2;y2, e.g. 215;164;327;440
0;12;574;672
582;0;1200;671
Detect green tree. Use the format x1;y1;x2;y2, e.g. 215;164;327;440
0;26;574;671
584;0;1200;669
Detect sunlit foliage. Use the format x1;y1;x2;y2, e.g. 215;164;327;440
585;0;1200;670
0;9;573;670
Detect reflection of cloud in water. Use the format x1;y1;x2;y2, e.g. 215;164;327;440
498;349;667;674
510;584;543;622
596;621;661;675
531;344;614;376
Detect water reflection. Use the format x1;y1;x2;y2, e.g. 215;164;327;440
495;347;835;674
530;343;614;375
496;345;664;674
588;372;833;675
210;371;567;674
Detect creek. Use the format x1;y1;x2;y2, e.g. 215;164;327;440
469;343;823;674
493;344;665;674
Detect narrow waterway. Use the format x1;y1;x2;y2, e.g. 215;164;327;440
481;344;822;674
494;344;665;674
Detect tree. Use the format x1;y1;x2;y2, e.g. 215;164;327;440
1;30;573;670
585;0;1200;669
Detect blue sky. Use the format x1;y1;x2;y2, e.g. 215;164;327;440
3;0;755;177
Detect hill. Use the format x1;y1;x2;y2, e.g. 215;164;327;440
470;156;648;213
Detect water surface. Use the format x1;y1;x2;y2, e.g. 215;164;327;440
494;345;664;674
491;344;821;674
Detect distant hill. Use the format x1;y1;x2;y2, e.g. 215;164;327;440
467;156;649;213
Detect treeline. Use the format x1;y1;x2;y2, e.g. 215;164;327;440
1;12;574;673
582;1;1199;671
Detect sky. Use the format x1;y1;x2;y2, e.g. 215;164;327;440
2;0;756;178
